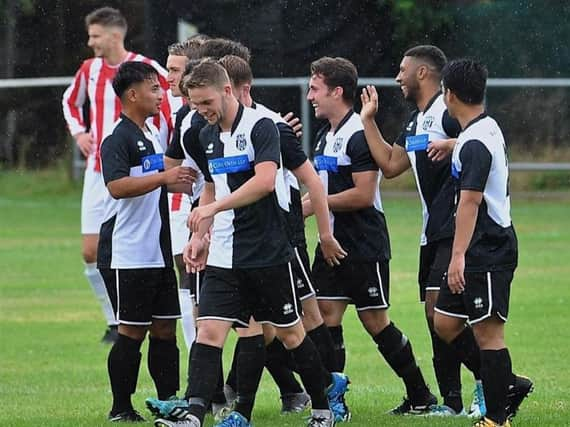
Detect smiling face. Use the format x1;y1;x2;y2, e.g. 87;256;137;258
129;74;163;117
189;84;231;125
307;74;336;120
87;24;120;58
166;54;188;97
395;56;421;102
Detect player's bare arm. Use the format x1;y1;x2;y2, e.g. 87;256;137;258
188;161;277;232
360;85;410;178
292;160;347;265
107;166;193;199
326;170;378;212
448;189;483;293
164;155;183;169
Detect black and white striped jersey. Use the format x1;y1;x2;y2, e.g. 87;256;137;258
396;93;461;245
166;105;207;203
313;110;390;262
190;104;293;269
98;114;172;269
253;102;308;248
451;113;518;272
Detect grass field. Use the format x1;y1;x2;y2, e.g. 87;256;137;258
1;170;569;426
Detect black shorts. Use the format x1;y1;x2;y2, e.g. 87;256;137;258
418;239;452;302
435;269;514;325
312;253;390;311
188;270;204;305
101;267;181;326
197;262;302;328
291;246;317;301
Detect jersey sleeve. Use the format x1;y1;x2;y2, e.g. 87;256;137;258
346;130;378;173
458;139;492;192
62;60;90;136
100;133;131;185
193;127;213;182
442;110;462;138
277;122;307;171
251;118;281;165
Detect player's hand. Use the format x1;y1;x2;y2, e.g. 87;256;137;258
183;235;209;273
360;85;379;121
188;203;217;232
283;112;303;139
427;139;456;162
447;254;466;294
319;234;347;266
75;132;95;158
302;199;314;218
163;166;196;186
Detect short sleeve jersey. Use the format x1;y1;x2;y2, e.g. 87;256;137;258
451;113;518;272
313;110;390;262
189;104;293;269
395;93;461;245
253;103;308;248
98;114;172;269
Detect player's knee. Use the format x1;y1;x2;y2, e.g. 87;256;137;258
82;247;97;263
275;322;305;350
196;321;227;347
433;314;456;343
359;309;390;336
150;320;177;340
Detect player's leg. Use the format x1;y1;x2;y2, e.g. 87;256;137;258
467;270;532;425
148;268;182;400
312;252;348;372
106;269;155;422
82;169;117;342
253;262;334;426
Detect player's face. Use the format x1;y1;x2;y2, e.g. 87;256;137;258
189;85;226;125
396;56;420;102
87;24;117;58
166;55;188;97
134;75;163;117
307;74;335;120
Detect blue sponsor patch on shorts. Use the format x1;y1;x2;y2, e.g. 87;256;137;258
208;154;252;175
314;155;338;172
141;153;164;172
405;134;429;152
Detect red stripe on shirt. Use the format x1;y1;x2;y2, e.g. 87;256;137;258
171;193;183;211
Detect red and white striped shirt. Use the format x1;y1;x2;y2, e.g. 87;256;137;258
62;51;182;172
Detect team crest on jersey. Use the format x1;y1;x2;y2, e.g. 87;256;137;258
235;133;247;151
332;137;343;153
137;141;147;151
367;286;379;298
422;115;435;130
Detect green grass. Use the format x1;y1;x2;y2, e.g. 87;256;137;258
1;170;569;426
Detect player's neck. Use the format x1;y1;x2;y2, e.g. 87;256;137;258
416;84;440;112
105;46;129;66
220;98;240;132
122;106;148;130
329;104;352;132
455;105;485;130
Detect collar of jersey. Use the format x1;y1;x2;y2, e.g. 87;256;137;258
463;112;488;132
218;102;245;136
421;91;442;113
330;108;354;136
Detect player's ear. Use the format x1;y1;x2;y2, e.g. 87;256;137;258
126;86;137;103
333;86;344;100
417;64;428;81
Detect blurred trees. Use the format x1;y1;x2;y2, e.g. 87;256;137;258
0;0;569;168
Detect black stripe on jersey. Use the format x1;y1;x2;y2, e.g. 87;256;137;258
457;140;492;192
166;104;191;160
97;214;116;268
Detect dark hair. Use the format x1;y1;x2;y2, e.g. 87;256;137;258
404;45;447;74
218;55;253;87
183;59;230;92
442;58;488;105
310;57;358;103
85;7;127;34
168;34;210;57
179;58;204;96
112;61;158;99
196;38;251;63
